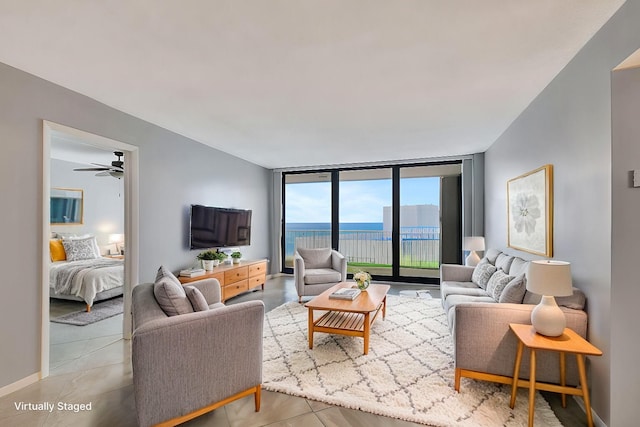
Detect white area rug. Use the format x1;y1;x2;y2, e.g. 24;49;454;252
263;295;561;427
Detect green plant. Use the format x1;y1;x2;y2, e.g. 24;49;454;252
215;251;228;261
196;250;218;261
231;251;242;259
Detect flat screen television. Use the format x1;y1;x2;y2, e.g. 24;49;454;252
189;204;252;249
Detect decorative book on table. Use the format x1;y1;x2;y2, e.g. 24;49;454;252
329;288;361;300
179;268;206;278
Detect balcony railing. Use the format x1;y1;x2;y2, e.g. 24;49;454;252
284;227;440;270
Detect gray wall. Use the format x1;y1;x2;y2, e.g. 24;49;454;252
0;61;271;389
484;1;640;424
611;65;640;427
51;158;124;248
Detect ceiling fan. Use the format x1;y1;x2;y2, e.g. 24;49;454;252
73;151;124;179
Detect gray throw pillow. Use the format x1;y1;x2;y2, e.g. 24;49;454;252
153;266;194;316
495;253;515;272
499;274;527;303
185;286;209;312
486;270;514;302
471;258;497;289
61;237;99;261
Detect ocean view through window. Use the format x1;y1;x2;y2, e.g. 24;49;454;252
283;164;458;280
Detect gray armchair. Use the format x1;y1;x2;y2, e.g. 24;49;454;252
294;247;347;303
132;278;264;427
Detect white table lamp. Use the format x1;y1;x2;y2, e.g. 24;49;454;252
464;236;485;266
526;260;573;336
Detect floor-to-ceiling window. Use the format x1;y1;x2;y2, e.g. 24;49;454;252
283;172;332;269
399;166;441;279
282;162;461;282
339;168;393;277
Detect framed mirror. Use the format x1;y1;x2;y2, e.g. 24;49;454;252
50;188;84;225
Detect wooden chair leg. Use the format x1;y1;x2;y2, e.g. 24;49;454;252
254;385;261;412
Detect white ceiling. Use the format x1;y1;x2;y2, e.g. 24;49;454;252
0;1;626;169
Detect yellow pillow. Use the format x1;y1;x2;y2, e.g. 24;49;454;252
50;239;66;262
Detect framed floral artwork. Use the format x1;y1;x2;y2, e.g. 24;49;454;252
507;164;553;256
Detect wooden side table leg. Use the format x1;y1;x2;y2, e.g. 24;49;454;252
454;368;461;392
510;341;524;409
307;307;314;349
528;349;536;427
363;312;371;355
559;351;567;408
576;354;594;427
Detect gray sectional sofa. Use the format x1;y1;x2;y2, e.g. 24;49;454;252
440;249;588;391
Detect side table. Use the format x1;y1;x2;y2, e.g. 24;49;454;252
508;323;602;427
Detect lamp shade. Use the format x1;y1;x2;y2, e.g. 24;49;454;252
463;236;485;251
526;260;573;297
109;233;124;244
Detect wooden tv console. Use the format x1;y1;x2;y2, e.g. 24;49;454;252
178;259;267;302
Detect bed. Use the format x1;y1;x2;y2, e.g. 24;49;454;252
49;236;124;312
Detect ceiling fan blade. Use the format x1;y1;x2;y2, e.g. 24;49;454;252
74;167;109;171
95;171;112;176
109;165;124;172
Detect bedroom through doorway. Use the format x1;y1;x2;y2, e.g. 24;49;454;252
42;121;139;378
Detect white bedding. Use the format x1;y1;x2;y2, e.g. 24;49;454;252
49;257;124;307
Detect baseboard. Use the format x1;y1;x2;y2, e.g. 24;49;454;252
572;395;606;427
0;373;40;398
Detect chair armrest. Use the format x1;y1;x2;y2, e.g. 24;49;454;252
185;278;222;304
453;302;587;384
331;250;347;280
132;300;264;427
294;252;305;289
440;264;475;282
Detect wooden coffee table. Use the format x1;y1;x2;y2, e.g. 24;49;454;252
304;282;390;355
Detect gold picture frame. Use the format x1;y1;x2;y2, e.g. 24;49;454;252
507;165;553;257
50;187;84;225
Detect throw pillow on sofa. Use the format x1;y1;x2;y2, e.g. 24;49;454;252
499;274;527;303
185;286;209;312
486;270;514;301
153;266;194;316
471;258;497;289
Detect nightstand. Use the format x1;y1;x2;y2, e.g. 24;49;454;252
508;323;602;427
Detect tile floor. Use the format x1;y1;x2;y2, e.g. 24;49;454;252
0;276;587;426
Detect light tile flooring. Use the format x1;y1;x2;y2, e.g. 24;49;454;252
1;276;585;426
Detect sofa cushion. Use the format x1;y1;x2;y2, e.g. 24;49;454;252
498;274;527;304
471;259;497;289
495;253;515;273
508;257;529;277
153;266;194;316
441;281;489;300
444;294;497;329
304;268;342;285
185;286;209;312
297;248;332;269
486;270;514;301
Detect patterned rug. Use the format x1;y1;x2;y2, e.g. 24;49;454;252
263;295;561;427
51;296;123;326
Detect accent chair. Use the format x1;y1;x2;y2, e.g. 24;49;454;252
294;247;347;303
132;273;264;427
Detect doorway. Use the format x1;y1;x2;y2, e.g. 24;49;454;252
41;121;139;378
